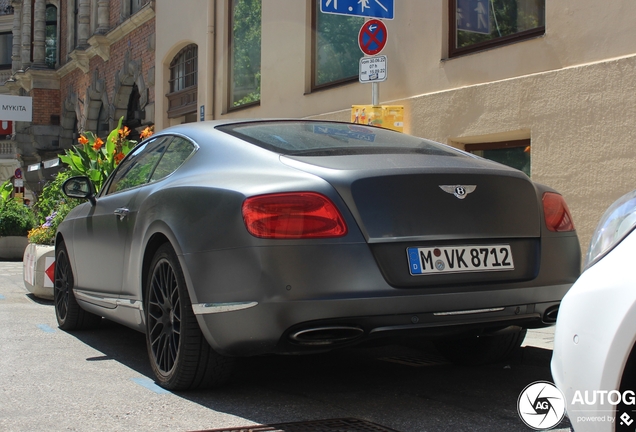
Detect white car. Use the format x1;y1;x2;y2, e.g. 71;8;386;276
552;190;636;432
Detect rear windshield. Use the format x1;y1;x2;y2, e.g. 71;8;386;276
217;121;461;157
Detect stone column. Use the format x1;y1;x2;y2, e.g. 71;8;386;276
96;0;109;34
32;0;46;67
20;0;31;68
77;0;90;48
11;1;22;71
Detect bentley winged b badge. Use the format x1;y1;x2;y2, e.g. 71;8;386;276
439;185;477;200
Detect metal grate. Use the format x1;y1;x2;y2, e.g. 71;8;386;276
195;418;401;432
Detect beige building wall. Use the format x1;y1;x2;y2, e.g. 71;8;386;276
155;0;636;253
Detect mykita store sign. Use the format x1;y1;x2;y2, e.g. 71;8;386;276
0;95;32;122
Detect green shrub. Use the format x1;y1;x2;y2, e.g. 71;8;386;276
0;199;35;237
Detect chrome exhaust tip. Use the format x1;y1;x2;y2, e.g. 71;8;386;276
289;326;364;346
543;305;559;323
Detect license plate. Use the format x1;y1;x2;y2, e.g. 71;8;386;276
407;245;515;275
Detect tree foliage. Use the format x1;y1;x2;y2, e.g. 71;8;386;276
232;0;261;106
315;9;364;86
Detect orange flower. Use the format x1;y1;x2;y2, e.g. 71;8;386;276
114;152;125;164
78;135;89;145
140;126;154;139
118;126;130;138
92;137;104;151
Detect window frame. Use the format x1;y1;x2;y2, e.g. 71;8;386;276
448;0;545;58
45;3;58;69
167;44;198;119
0;31;12;69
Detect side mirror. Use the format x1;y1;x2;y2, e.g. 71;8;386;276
62;176;97;206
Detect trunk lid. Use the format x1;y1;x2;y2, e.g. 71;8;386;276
281;153;542;288
281;153;540;243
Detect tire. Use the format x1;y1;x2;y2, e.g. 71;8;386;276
54;241;102;330
145;243;234;390
433;329;527;365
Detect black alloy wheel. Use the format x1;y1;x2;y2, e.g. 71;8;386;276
147;255;182;375
145;243;234;390
54;241;101;330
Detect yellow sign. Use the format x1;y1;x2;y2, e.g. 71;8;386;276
351;105;404;132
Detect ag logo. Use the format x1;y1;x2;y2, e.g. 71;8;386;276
517;381;566;430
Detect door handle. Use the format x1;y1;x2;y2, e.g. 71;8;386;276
114;207;130;221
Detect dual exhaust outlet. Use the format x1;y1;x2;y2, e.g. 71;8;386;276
289;326;364;346
289;305;560;345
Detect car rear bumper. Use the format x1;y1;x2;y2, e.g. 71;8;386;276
194;293;567;356
181;236;578;356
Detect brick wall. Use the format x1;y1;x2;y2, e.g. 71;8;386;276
36;1;156;133
109;0;121;27
30;89;60;125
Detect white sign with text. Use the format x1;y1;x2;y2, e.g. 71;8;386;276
0;95;32;122
359;55;387;83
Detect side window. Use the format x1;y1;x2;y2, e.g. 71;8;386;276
105;137;171;195
150;137;196;182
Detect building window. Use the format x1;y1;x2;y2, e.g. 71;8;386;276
45;5;57;69
167;44;198;119
170;45;197;92
0;32;12;69
450;0;545;57
121;0;143;21
312;0;363;89
465;139;531;177
131;0;143;14
0;1;13;15
229;0;261;109
73;0;79;49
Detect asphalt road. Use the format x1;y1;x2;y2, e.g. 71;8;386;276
0;260;571;432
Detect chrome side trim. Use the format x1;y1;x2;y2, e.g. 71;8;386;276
74;290;143;310
192;301;258;315
433;307;505;316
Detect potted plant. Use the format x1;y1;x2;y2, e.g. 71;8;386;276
24;171;79;299
23;118;153;298
0;179;35;260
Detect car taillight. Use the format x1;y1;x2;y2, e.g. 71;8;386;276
543;192;575;232
242;192;348;239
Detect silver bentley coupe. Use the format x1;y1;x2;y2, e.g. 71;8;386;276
54;120;581;390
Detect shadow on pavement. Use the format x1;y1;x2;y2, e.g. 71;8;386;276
61;320;569;431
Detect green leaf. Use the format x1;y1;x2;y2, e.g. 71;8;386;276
0;179;12;203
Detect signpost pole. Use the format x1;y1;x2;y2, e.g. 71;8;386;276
372;82;379;106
